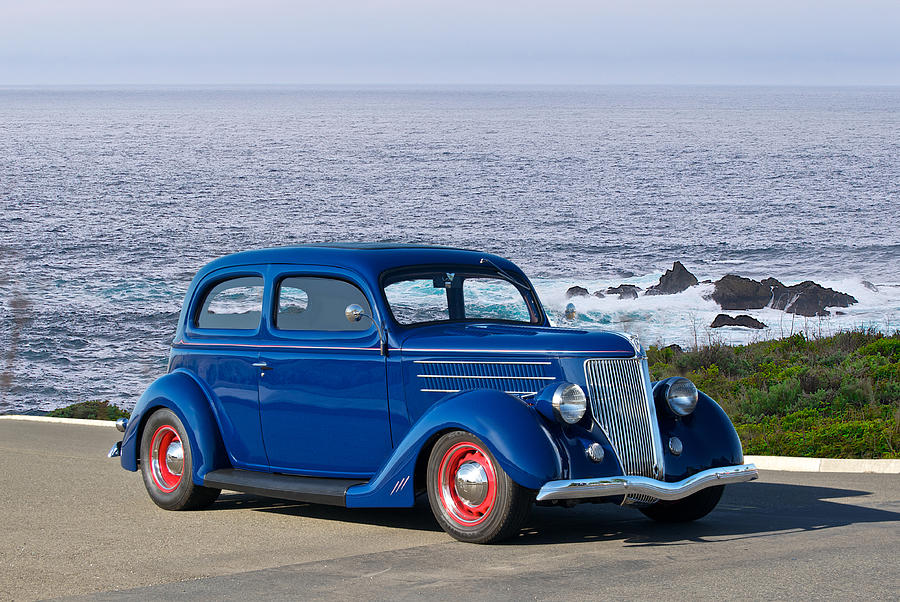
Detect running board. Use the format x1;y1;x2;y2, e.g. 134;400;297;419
202;469;368;507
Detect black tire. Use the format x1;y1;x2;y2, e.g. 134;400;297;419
639;485;724;523
426;431;533;544
139;408;220;510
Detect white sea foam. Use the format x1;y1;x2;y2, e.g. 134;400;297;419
535;275;900;349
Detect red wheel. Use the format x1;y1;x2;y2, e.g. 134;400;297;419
427;431;533;543
437;441;498;527
148;425;183;493
140;408;220;510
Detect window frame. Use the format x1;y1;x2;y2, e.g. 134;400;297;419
379;264;544;328
191;273;266;332
270;273;376;335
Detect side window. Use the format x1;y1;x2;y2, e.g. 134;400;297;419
195;276;264;330
276;277;372;332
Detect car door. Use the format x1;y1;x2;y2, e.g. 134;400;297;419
176;270;269;470
257;271;392;477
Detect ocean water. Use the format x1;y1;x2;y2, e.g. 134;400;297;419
1;86;898;413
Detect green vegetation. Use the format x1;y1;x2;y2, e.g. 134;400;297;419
648;330;900;459
47;400;130;421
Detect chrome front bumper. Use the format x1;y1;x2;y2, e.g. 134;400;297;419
536;464;758;502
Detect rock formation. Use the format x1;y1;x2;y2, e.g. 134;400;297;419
768;280;857;317
645;261;699;295
606;284;641;300
710;314;767;329
710;275;772;310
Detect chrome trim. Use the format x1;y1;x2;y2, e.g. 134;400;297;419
107;441;122;458
165;440;184;476
115;418;128;433
641;358;667;479
585;442;604;463
551;382;587;424
344;304;388;355
584;357;665;484
668;436;683;456
416;358;555;396
455;461;489;506
536;464;759;502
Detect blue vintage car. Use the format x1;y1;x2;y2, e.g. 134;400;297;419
110;244;757;543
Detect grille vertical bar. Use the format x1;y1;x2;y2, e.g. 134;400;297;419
584;357;662;503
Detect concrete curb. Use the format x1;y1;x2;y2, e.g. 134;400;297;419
0;415;117;427
745;455;900;474
0;416;897;473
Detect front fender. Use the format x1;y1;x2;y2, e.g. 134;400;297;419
346;389;563;508
119;370;230;485
655;389;744;482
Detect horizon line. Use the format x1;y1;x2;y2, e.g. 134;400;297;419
2;82;899;88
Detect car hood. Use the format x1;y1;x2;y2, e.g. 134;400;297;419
397;323;637;357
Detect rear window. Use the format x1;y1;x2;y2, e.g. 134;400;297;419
195;276;264;330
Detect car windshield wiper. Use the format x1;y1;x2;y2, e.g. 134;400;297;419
479;257;531;292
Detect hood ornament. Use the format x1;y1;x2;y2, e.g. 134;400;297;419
625;332;644;358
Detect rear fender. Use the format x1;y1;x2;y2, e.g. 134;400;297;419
120;370;230;485
346;389;562;508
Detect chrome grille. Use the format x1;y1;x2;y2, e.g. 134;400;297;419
414;360;553;395
584;357;663;503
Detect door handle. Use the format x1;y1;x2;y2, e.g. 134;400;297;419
252;362;272;370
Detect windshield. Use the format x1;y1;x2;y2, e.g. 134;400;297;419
382;269;541;326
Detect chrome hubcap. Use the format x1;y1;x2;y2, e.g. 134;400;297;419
454;461;489;507
165;440;184;476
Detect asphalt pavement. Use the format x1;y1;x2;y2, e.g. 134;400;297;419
1;420;897;601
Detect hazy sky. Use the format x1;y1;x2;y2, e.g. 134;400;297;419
2;0;898;85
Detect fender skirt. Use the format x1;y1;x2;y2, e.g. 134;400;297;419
346;389;562;508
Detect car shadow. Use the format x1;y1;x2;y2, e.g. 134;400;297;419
208;480;899;543
210;492;444;533
512;481;899;546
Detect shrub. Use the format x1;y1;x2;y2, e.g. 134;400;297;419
47;401;130;421
652;330;899;458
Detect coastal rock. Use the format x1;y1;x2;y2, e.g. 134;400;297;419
566;285;590;298
862;280;879;292
710;314;767;329
662;343;684;354
645;261;699;295
769;281;857;317
606;284;641;300
710;275;772;310
592;290;605;299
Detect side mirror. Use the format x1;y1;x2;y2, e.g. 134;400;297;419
564;303;577;320
345;304;364;323
344;304;387;356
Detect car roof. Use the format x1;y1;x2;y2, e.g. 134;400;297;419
193;243;526;284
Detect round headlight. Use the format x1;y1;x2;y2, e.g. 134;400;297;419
552;383;587;424
666;377;698;416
